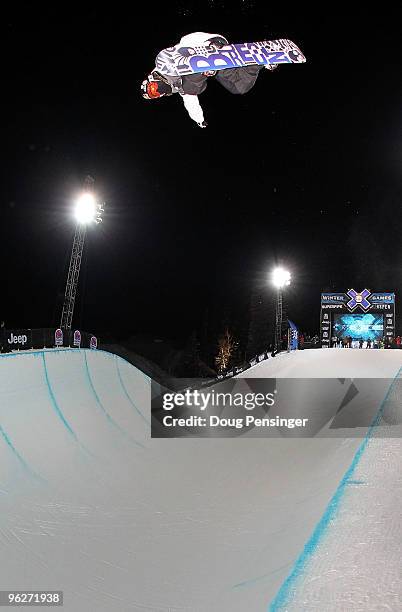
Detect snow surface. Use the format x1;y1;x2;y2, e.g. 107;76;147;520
0;347;401;611
244;347;402;378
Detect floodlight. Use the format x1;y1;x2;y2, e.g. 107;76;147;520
74;193;97;224
272;267;291;289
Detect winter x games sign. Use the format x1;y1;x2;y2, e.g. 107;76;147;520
320;289;395;347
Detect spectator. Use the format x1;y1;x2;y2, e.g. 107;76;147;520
299;333;305;350
348;336;352;348
366;338;372;349
396;335;401;349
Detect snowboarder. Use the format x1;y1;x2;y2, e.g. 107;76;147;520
141;32;278;127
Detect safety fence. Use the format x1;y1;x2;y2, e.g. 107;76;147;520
215;348;277;382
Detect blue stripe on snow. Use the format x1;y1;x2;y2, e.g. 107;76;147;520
42;353;77;438
83;352;145;449
269;366;402;611
0;424;31;471
115;357;151;427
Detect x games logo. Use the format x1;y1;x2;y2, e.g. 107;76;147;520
346;288;371;311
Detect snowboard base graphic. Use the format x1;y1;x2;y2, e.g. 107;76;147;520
155;39;306;78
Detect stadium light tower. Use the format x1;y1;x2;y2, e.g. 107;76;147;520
60;176;104;330
271;267;291;352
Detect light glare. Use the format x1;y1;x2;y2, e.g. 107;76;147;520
74;193;97;224
272;267;291;288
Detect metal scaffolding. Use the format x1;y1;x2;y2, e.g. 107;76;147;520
274;288;283;351
60;176;103;330
60;223;87;330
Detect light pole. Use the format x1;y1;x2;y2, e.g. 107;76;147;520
60;177;104;330
271;267;291;352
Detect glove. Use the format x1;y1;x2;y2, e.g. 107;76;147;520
264;63;279;71
197;120;208;128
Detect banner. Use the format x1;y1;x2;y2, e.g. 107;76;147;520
90;335;98;350
320;289;395;347
54;328;63;347
321;290;395;312
288;320;298;350
321;310;331;348
0;329;99;353
4;329;32;351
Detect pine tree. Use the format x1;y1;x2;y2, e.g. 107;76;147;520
215;328;238;373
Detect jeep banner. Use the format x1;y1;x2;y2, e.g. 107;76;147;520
5;329;32;350
0;328;99;353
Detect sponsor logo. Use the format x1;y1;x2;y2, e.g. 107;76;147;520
73;330;81;347
347;288;371;311
7;332;28;346
187;41;299;73
322;295;345;302
371;294;393;302
55;328;63;346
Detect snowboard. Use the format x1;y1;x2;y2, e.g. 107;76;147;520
155;39;306;78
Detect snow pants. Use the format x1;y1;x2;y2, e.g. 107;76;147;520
181;65;263;96
214;65;263;94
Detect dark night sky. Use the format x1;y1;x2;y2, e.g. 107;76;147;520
2;3;402;344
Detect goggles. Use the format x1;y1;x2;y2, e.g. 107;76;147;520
141;78;161;99
141;72;172;99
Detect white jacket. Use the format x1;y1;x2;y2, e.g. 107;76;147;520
178;32;226;47
177;32;227;126
181;95;205;125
